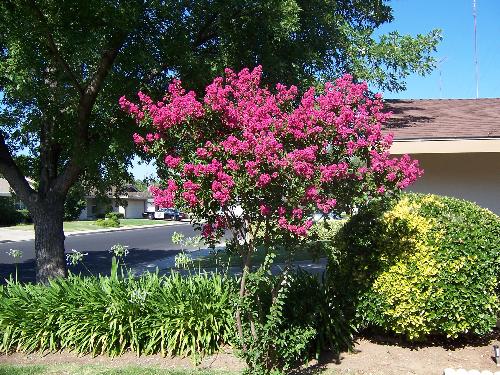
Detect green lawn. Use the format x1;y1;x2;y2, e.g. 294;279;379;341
10;219;171;232
196;245;326;269
0;364;236;375
0;363;352;374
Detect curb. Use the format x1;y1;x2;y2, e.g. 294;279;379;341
66;221;189;237
0;220;191;244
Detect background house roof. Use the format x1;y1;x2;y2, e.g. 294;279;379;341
383;99;500;140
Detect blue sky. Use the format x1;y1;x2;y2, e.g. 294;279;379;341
131;0;500;179
379;0;500;99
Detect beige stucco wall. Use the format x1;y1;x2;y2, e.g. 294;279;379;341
403;153;500;215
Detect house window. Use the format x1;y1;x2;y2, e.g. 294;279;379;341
14;200;26;210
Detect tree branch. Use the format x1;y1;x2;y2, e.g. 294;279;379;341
0;132;36;206
26;0;84;94
193;13;219;48
52;159;81;195
52;34;126;194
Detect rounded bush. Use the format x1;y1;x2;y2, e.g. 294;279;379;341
105;212;125;220
95;216;120;228
327;193;500;341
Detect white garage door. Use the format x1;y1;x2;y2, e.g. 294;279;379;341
126;200;145;218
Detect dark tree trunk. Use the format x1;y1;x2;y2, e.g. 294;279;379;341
32;197;67;283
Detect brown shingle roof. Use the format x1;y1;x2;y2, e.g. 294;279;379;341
383;99;500;140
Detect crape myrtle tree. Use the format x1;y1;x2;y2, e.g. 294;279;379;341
120;66;423;359
0;0;439;283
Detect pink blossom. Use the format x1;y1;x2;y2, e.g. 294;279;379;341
132;133;144;144
317;199;337;214
164;155;181;168
214;215;226;229
259;204;271;216
182;191;198;206
386;172;397;181
292;208;303;219
201;223;214;238
226;159;240;171
305;186;319;200
245;161;258;177
257;173;271;187
196;147;210;158
123;66;423;241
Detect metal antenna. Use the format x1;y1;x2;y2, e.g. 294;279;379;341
437;57;448;99
473;0;479;98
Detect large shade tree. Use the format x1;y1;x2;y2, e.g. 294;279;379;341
0;0;440;282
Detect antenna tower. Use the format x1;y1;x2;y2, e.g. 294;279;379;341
473;0;479;98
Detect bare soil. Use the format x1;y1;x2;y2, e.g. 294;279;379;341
317;335;500;374
1;335;500;374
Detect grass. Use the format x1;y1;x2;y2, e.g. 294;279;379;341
0;364;237;375
195;219;346;269
10;219;174;232
0;363;355;374
196;245;326;269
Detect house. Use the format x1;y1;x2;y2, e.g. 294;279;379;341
385;98;500;215
0;177;31;209
1;177;154;219
79;186;154;220
0;178;10;197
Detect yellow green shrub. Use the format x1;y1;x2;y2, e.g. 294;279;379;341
327;193;500;341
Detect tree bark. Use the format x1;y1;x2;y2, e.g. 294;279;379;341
32;197;67;283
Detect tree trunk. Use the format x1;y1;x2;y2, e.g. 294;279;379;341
32;198;67;283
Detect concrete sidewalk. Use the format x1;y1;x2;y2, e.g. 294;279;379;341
0;221;189;244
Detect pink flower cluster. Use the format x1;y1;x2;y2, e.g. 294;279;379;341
121;66;423;239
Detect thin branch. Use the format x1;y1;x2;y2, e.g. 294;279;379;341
193;13;219;48
83;35;124;98
26;0;84;94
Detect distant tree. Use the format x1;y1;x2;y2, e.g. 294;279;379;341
63;185;86;221
0;0;440;282
133;176;157;192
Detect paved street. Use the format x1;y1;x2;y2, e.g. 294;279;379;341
0;223;198;283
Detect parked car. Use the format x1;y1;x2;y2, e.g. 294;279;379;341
145;208;186;221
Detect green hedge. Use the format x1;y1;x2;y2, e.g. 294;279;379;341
0;197;22;226
0;272;235;361
328;193;500;341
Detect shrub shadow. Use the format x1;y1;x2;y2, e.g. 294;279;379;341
358;328;499;350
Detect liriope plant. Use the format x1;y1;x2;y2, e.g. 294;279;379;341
0;271;236;362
